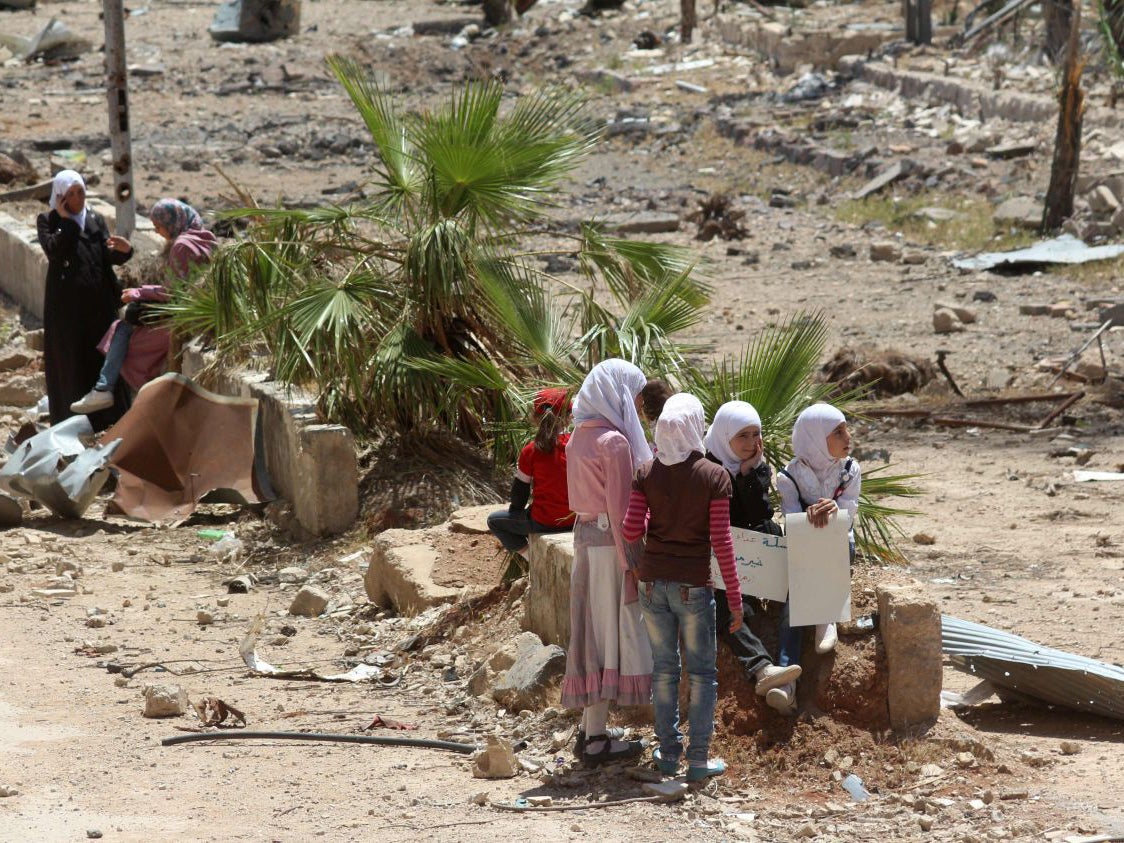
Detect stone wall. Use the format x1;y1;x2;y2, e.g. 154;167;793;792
523;532;575;647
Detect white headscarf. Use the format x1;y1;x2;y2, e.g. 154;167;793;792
654;393;705;466
705;400;762;474
50;169;87;232
572;358;652;468
792;403;847;479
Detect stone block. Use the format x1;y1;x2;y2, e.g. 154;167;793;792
876;583;941;733
289;585;329;617
1089;184;1122;215
492;636;566;711
143;683;188;718
993;196;1041;229
0;348;35;373
934;302;976;324
870;241;902;263
607;211;680;234
364;533;461;616
933;308;965;334
0;372;44;406
472;736;518;779
523;532;575;647
450;504;495;535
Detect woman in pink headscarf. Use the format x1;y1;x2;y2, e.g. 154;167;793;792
70;199;216;414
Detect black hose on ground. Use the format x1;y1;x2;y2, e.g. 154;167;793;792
161;730;476;754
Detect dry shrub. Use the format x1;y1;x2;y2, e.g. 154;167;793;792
821;346;938;397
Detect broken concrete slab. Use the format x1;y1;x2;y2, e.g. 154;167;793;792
606;211;680;234
1088;185;1121;215
852;161;906;200
449;504;495;535
878;583;941;733
143;683;188;718
288;585;329;617
0;372;43;406
472;736;519;779
364;532;461;616
522;532;575;647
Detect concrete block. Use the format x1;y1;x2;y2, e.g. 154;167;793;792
877;582;942;733
933;307;965;334
289;584;329;617
364;533;461;616
209;0;300;42
993;196;1041;229
143;683;188;718
523;532;575;647
450;504;495;535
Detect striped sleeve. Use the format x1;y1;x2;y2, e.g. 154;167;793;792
709;498;742;616
621;489;649;543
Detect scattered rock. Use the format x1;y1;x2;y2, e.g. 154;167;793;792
111;561;125;572
933;308;965;334
918;815;934;831
912;533;936;545
0;373;45;406
491;634;567;711
24;329;45;352
973;290;997;302
277;567;308;583
993;196;1041;229
853;160;906;199
288;585;329;617
870;241;902;262
1019;303;1050;316
934;302;976;324
0;785;19;797
575;68;633;93
1058;740;1082;755
1088;185;1121;215
902;251;927;265
470;791;489;806
0;348;35;372
143;683;188;718
86;830;103;840
956;751;976;768
606;211;679;234
196;609;215;625
471;735;519;779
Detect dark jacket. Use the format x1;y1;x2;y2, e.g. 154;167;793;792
706;452;782;536
37;208;133;429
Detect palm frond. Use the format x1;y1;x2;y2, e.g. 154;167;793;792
856;465;924;563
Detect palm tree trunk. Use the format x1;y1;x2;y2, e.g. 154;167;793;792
1042;5;1084;233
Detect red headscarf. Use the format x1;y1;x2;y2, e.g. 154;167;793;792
533;387;570;417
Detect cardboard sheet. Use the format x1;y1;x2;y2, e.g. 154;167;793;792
786;511;852;626
106;373;262;522
710;527;789;602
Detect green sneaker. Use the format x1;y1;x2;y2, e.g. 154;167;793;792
686;759;726;782
652;747;680;776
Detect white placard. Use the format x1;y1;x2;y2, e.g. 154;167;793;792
710;527;789;602
786;511;852;626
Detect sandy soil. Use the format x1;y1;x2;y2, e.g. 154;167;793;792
2;0;1124;840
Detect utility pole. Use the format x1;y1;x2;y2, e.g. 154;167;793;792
103;0;136;236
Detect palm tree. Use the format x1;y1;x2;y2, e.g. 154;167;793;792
162;56;704;457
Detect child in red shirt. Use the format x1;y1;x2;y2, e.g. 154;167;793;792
487;388;576;558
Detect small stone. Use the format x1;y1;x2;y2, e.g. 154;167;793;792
526;796;553;806
919;816;934;831
114;676;130;688
1089;185;1121;214
920;763;944;778
277;567;308;584
1058;740;1082;755
969;798;986;810
902;251;926;265
973;290;997;302
288;585;330;617
196;610;215;626
956;752;975;768
933;308;965;334
85;616;106;628
1019;303;1050;316
111;561;125;572
471;736;519;779
795;823;818;838
999;788;1028;800
143;683;188;718
470;791;489;806
934;302;977;324
913;532;936;545
870;241;902;262
86;831;102;840
0;785;19;797
981;789;995;804
216;597;230;607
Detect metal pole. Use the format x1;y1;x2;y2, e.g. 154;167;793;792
103;0;135;237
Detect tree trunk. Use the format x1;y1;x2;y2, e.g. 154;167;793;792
1044;0;1074;62
1042;5;1084;233
681;0;696;43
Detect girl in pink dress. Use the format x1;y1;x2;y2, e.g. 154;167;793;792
561;359;653;766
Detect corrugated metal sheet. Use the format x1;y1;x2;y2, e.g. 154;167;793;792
941;615;1124;721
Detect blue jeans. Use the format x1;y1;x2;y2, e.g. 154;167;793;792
486;508;571;552
94;320;134;392
639;580;717;767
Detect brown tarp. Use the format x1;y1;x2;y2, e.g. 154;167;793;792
106;373;261;521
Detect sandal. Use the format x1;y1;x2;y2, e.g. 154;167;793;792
573;726;626;760
581;734;644;768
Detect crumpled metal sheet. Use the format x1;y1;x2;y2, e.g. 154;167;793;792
942;615;1124;721
0;415;120;518
952;234;1124;272
238;616;398;685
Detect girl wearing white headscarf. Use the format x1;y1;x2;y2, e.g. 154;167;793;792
703;401;802;699
37;170;134;429
561;359;652;767
620;393;742;782
769;403;861;714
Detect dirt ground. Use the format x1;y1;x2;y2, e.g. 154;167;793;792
2;0;1124;840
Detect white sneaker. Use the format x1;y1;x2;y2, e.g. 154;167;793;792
70;389;113;414
765;682;797;715
754;663;802;696
815;623;838;654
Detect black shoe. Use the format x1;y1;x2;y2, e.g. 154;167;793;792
581;734;644;768
573;726;627;760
